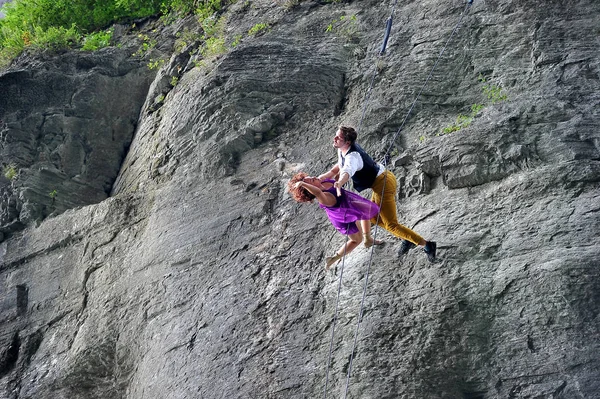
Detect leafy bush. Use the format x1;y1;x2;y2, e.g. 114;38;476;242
3;164;18;180
30;25;81;50
200;36;226;58
0;0;224;65
81;29;113;51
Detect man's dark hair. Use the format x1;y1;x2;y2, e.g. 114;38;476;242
339;126;357;144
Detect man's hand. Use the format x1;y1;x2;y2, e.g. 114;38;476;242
333;180;343;197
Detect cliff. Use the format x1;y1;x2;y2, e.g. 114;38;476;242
1;0;599;398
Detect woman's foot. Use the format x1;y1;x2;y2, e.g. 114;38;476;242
325;254;342;269
364;235;384;248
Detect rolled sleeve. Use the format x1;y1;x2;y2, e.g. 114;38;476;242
337;151;363;178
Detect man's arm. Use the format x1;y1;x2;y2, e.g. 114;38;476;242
334;152;362;189
334;173;350;189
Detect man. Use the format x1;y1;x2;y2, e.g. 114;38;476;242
318;126;437;262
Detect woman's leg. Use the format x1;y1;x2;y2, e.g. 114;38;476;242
326;231;363;269
337;231;362;256
360;220;383;248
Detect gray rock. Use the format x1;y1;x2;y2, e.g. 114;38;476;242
1;0;599;398
0;46;156;237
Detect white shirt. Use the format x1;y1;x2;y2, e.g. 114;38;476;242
337;149;384;178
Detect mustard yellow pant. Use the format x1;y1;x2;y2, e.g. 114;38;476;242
370;170;424;246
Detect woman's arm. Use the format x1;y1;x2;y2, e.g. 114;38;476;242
296;182;337;207
318;164;340;181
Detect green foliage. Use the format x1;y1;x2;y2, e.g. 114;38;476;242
196;0;222;22
3;164;17;180
194;10;227;67
483;83;508;103
30;24;81;50
81;29;113;51
441;114;474;134
170;75;179;86
439;76;508;136
200;36;226;58
479;74;508;103
231;34;242;47
201;15;225;39
470;103;485;115
49;189;58;199
147;58;165;70
0;0;224;65
248;22;270;36
325;14;358;42
132;34;157;57
174;28;202;53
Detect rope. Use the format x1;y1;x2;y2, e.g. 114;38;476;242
322;1;475;397
381;0;474;163
322;225;351;398
342;163;387;399
355;0;400;135
322;3;400;394
356;0;401;135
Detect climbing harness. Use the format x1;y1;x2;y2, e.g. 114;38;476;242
322;1;475;398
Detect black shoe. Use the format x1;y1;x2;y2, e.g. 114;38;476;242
398;240;416;256
424;241;437;263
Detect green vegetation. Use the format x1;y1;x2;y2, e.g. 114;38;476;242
132;34;157;57
231;34;242;47
81;29;113;51
3;164;17;180
0;0;224;66
439;76;508;136
49;189;58;200
174;28;200;53
481;75;508;104
325;14;358;42
441;103;484;134
200;36;226;57
248;22;270;36
147;58;165;70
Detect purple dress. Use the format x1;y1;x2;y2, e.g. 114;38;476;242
319;179;380;235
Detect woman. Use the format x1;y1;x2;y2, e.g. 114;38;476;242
287;172;380;269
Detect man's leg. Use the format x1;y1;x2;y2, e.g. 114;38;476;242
370;171;426;246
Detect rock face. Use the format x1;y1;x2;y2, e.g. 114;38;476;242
1;0;599;398
0;45;156;237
